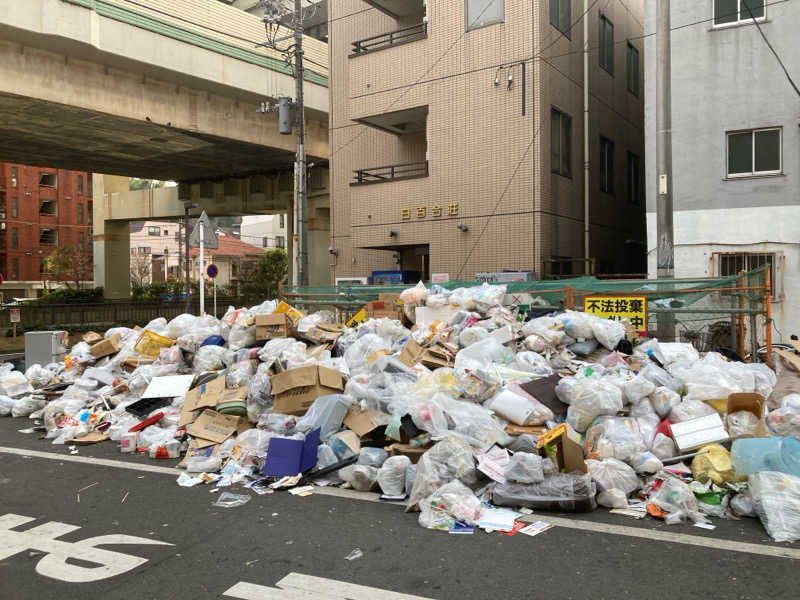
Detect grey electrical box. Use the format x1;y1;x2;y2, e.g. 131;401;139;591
25;331;68;369
278;96;293;134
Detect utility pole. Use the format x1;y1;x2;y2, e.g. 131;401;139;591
260;0;309;286
656;0;675;339
583;0;590;275
183;202;196;313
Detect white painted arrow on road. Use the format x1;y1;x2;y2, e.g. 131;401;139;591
223;573;435;600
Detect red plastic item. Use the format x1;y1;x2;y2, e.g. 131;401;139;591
129;412;165;432
655;418;672;439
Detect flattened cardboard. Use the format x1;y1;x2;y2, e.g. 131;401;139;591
536;423;587;473
343;406;389;437
270;365;345;416
121;356;155;371
398;339;425;367
776;349;800;373
389;442;429;464
255;313;289;340
504;424;547;436
301;323;343;347
263;428;320;477
397;340;455;369
70;432;109;445
519;374;567;416
329;430;361;456
670;413;730;452
82;331;104;345
90;334;121;358
186;409;239;445
180;376;226;426
178;441;218;468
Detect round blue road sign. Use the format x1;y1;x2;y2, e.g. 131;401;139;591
206;263;218;279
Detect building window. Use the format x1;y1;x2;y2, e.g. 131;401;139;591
11;227;18;249
466;0;504;31
600;136;615;194
78;232;84;249
627;43;639;96
11;197;17;218
39;200;57;216
11;257;18;280
715;251;782;299
163;229;169;236
550;108;572;177
714;0;765;26
87;176;93;197
138;247;151;254
147;226;161;236
262;236;269;248
38;173;57;188
10;167;18;188
727;128;781;177
599;14;614;74
77;203;83;224
276;235;286;249
549;0;571;37
279;214;285;229
627;152;642;205
40;229;57;245
77;175;83;196
87;201;93;225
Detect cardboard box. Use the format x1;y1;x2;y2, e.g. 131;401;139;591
179;376;249;427
301;323;343;348
536;423;587;473
397;339;456;369
329;430;362;457
82;331;104;345
726;393;769;438
121;356;155;371
270;365;345;416
186;409;240;446
90;333;121;358
388;442;429;464
343;406;389;437
670;413;730;452
273;301;305;326
364;299;402;320
255;313;289;340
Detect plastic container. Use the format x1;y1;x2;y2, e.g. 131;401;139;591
120;432;137;453
133;329;174;358
731;437;800;478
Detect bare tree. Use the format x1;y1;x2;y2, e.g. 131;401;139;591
43;245;94;289
130;252;153;286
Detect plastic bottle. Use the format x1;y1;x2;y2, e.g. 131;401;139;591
731;437;800;478
120;432;137;453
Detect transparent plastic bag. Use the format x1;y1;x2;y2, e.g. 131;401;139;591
557;311;595;341
566;379;624;433
338;464;378;491
471;283;506;310
651;386;681;419
651;432;678;459
377;455;411;496
649;476;709;525
193;345;227;371
294;394;352;440
258;413;297;436
453;337;513;377
486;388;553;426
166;314;198;339
25;364;54;389
399;281;428;306
344;334;391;376
423;479;482;525
226;359;256;389
584;416;647;462
669;399;716;423
11;396;46;417
512;351;554;378
0;394;16;416
0;371;33;397
492;473;597;512
767;394;800;438
586;458;640;498
749;471;800;542
505;452;544;484
623;374;656;404
591;318;626;351
357;447;389;468
235;428;274;459
727;410;761;438
407;437;477;511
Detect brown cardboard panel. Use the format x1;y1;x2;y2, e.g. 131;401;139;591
90;334;121;358
270;365;345;416
536;424;587;473
255;313;289;340
82;331;104;345
343;406;389;437
186;409;239;444
70;432;110;445
388;443;429;464
727;393;769;438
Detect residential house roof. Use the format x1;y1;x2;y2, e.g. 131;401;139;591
189;235;264;258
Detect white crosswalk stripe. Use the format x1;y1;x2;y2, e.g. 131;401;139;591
223;573;435;600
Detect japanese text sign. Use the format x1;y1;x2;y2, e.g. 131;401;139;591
583;295;647;334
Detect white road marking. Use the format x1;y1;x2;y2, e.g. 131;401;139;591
223;574;434;600
223;581;338;600
3;445;799;560
277;573;435;600
0;513;172;582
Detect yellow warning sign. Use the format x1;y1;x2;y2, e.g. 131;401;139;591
583;295;647;334
345;307;367;328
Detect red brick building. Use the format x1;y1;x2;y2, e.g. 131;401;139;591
0;162;93;298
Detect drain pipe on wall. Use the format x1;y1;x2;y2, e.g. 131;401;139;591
583;0;590;275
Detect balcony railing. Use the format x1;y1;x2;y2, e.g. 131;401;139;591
351;22;427;56
351;161;428;186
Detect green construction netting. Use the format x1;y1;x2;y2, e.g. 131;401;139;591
282;267;767;311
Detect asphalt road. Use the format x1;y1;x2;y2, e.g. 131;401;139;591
0;416;798;600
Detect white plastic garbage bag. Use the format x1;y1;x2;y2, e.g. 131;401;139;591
566;379;624;433
749;471;800;542
586;458;640;507
504;452;544;484
377;455;412;496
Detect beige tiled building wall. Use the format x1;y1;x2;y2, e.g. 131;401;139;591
329;0;644;282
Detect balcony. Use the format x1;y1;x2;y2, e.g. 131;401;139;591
351;22;427;56
352;161;428;186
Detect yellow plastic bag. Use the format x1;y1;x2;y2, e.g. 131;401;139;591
133;329;174;358
691;443;746;485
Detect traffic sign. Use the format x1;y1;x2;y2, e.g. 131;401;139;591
189;211;218;249
206;264;218;279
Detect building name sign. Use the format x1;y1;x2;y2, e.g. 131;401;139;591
400;202;459;220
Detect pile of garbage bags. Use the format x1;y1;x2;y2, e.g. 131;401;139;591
2;282;800;543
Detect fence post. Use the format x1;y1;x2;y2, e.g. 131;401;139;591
565;286;574;310
765;268;772;367
737;271;745;359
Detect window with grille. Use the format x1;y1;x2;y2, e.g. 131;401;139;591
714;251;783;300
714;0;765;26
551;108;572;177
599;14;614;74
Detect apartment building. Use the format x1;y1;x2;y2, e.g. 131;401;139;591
129;220;184;285
240;214;288;251
0;162;93;298
644;1;799;339
329;0;645;282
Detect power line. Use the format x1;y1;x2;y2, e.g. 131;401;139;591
743;3;800;98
